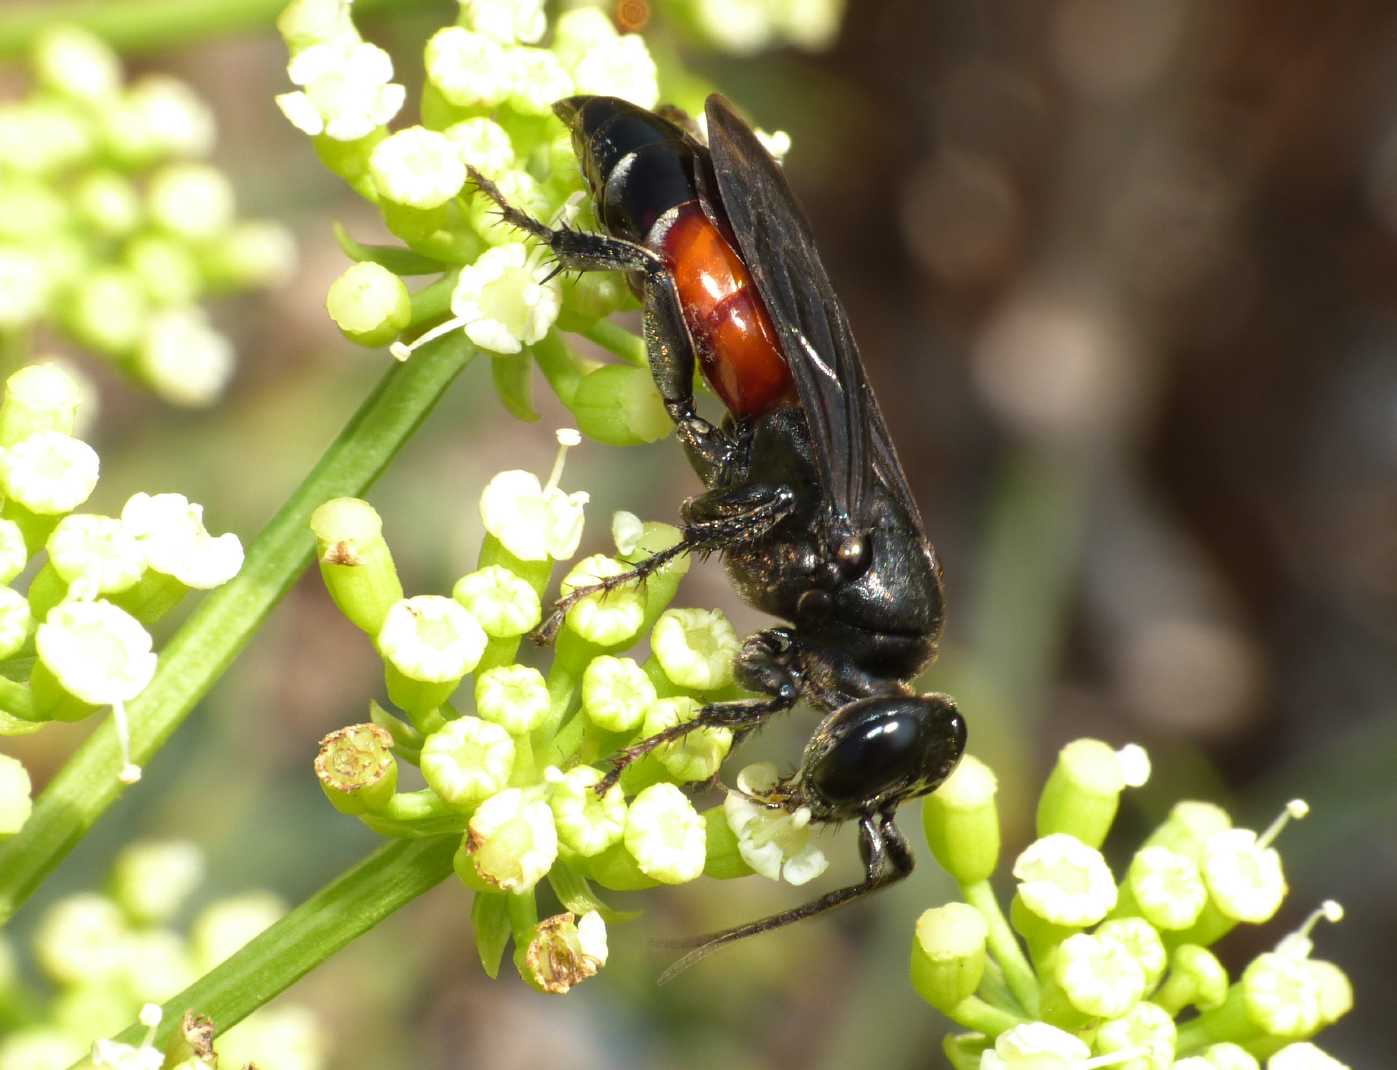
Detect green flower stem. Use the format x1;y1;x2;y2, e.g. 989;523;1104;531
405;273;458;331
93;836;456;1063
962;878;1040;1017
358;789;467;838
0;676;34;722
944;994;1026;1036
0;0;425;56
942;1035;988;1070
1174;988;1256;1054
577;321;647;368
0;334;476;923
506;889;539;944
976;958;1020;1014
532;330;596;408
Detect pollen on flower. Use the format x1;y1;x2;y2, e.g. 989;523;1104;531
724;762;828;885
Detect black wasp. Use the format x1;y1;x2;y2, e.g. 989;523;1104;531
471;94;966;978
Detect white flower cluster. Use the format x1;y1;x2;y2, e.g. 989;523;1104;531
0;26;294;405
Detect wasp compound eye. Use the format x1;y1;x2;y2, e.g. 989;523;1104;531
799;694;965;820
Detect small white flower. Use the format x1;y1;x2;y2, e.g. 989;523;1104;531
420;716;515;809
467;169;547;245
1267;1043;1350;1070
452;565;541;637
47;514;146;597
377;595;487;682
1053;931;1145;1019
552;8;619;70
1012;832;1118;927
462;0;547;44
126;75;217;158
651;608;740;690
90;1037;163;1070
1202;828;1287;924
479;469;587;562
724;762;829;885
612;511;645;557
138;307;235;407
147;163;236;241
121;492;244;589
369;126;467;210
0;519;26;583
466;787;558;893
980;1022;1090;1070
275;39;404;141
1094;1000;1176;1070
424;27;513;108
34;893;129;984
581;654;655;732
568;32;660;109
691;0;774;54
37;600;156;706
508;47;574;115
624;782;706;884
443;117;515;179
1127;845;1207;930
0;431;98;515
451;242;561;352
34;26;123;102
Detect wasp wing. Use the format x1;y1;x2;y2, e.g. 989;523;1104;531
703;94;922;532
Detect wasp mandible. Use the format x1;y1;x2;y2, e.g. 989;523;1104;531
470;94;966;978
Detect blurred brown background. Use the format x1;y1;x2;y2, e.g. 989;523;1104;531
7;0;1394;1065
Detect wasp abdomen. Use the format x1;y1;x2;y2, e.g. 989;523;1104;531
558;94;795;418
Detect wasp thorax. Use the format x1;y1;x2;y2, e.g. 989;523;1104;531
796;693;965;822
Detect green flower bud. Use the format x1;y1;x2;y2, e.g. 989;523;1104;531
453;565;541;638
0;587;30;660
137;308;235;406
47;514;146;597
68;267;148;353
1036;738;1149;849
545;765;626;857
465;787;558;893
34;893;128;984
0;754;32;837
1094;1001;1176;1070
0;363;81;445
420;716;514;810
561;555;644;646
370;126;466;209
910;902;989;1013
572;363;671;445
190;891;285;972
311;497;403;635
475;663;549;734
923;753;1000;884
1144;800;1232;861
110;839;204;925
378;595;486;713
651;608;740;690
1013;832;1118;928
128;234;203;305
315;723;399;815
1156;944;1230;1016
1;431;99;517
74;170;141;238
1095;917;1167;992
642;696;731;782
124;74;217;158
1050;931;1145;1020
624;782;706;884
206;219;298;290
1125;845;1208;930
581;654;656;732
515;910;608;994
326;261;411;347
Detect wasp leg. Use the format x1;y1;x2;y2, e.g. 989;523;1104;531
467;167;737;483
656;811;914;983
593;626;803;793
534;482;798;644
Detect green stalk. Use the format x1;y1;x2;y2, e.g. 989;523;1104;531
0;334;476;923
577;320;647;368
962;878;1040;1017
0;0;427;56
90;836;457;1063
